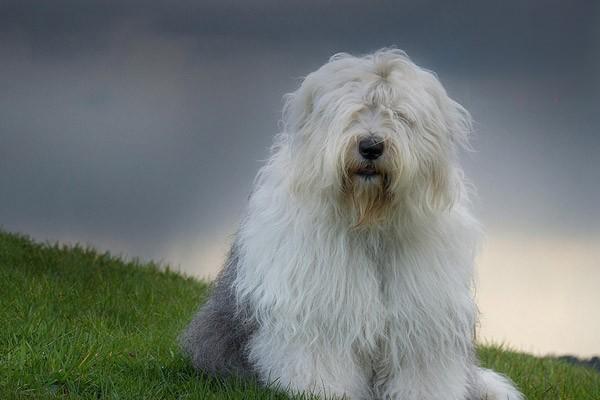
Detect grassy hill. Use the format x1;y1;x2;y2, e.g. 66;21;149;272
1;231;598;399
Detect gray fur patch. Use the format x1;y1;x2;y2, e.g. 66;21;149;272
179;244;257;379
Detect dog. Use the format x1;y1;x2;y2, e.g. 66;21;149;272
181;48;523;400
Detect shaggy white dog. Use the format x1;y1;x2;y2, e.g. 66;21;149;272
182;49;523;400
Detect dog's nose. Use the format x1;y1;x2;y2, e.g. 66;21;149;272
358;137;384;160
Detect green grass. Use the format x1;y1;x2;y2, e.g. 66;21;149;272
1;231;598;399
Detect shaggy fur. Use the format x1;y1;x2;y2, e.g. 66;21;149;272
181;49;523;400
180;244;256;378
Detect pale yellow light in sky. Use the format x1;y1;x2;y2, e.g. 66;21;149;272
476;232;600;357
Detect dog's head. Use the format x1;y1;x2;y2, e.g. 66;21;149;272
281;49;471;226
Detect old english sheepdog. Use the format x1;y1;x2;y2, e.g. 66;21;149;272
181;49;523;400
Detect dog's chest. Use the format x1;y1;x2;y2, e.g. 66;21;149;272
351;237;474;357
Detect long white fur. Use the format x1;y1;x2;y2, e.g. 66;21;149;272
232;49;523;400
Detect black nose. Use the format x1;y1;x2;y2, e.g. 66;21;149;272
358;137;384;160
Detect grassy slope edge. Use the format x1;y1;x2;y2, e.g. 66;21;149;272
1;231;598;399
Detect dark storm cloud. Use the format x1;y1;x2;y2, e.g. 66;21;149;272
1;0;597;74
0;0;598;272
0;31;299;254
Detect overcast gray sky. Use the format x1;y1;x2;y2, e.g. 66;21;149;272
1;0;599;354
1;0;598;254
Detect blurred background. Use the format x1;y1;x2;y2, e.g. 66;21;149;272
1;1;598;357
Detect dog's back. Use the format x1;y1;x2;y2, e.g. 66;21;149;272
180;246;256;378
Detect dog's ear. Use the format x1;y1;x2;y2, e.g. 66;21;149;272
442;95;472;152
282;74;318;136
420;71;473;152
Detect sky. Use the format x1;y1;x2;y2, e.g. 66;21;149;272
1;1;599;356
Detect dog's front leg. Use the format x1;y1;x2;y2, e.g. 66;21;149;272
372;348;472;400
248;328;371;399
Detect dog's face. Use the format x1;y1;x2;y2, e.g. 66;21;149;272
283;50;471;225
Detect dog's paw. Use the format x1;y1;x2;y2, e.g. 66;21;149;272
477;368;524;400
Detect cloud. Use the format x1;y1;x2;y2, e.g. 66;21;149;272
1;1;597;74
